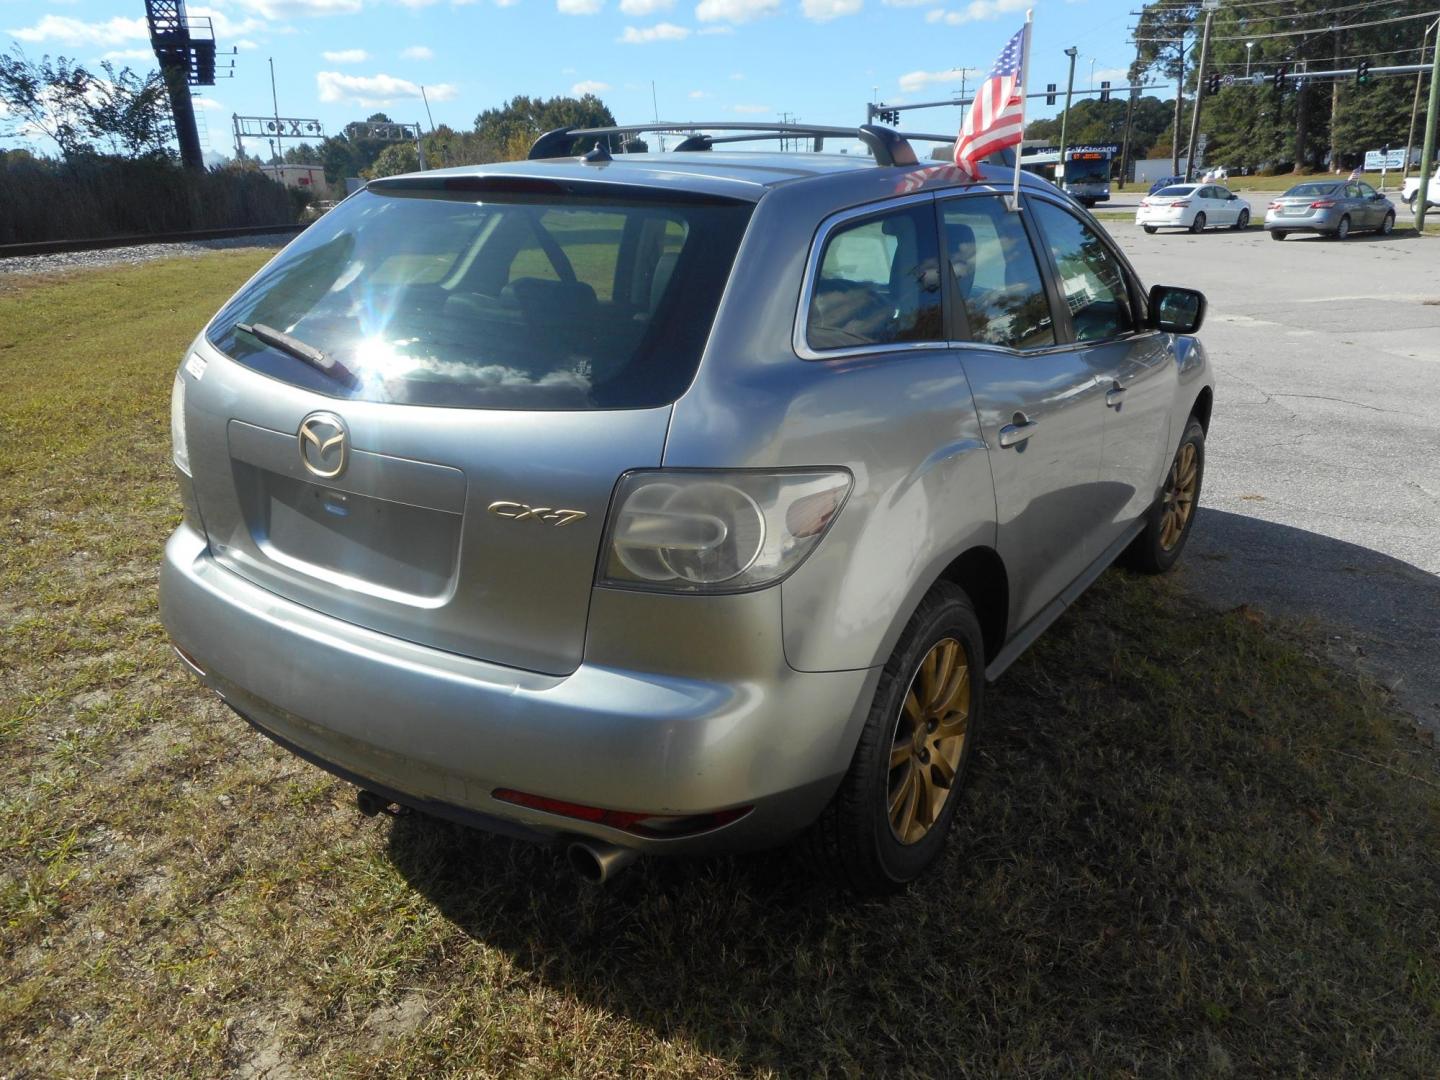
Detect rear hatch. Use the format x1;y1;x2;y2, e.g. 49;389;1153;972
183;175;753;675
1273;185;1337;218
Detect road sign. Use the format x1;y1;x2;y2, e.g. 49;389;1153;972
1364;148;1406;169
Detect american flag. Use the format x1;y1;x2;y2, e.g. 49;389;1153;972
953;25;1028;174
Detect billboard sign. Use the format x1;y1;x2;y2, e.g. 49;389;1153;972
1364;148;1406;170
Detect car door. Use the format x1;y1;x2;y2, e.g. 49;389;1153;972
1355;182;1384;227
1215;186;1240;224
1342;183;1369;228
1027;196;1175;546
939;192;1111;631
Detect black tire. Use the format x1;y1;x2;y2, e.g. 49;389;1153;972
1189;212;1206;234
1143;225;1158;234
1380;211;1395;235
1232;208;1250;230
1270;230;1286;241
1123;417;1205;575
1333;215;1351;240
806;581;985;896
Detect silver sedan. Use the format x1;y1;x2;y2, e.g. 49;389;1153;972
1265;180;1397;240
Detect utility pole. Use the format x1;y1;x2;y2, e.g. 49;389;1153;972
1329;29;1343;171
1119;40;1143;188
269;57;281;165
1418;23;1440;230
1059;46;1078;180
1170;38;1187;176
1184;0;1217;181
1405;19;1437;180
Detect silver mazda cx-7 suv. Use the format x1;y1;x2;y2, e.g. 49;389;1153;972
161;126;1212;894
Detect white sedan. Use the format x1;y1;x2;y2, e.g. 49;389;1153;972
1136;183;1251;234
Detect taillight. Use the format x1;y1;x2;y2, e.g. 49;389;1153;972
1172;200;1191;208
1310;200;1336;208
599;469;852;593
1267;201;1281;210
1139;199;1150;207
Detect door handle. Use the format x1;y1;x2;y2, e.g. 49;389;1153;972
998;417;1038;448
1105;384;1128;407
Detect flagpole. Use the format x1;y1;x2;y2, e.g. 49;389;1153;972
1012;8;1034;210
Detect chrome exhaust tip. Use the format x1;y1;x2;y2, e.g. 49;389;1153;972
566;840;639;885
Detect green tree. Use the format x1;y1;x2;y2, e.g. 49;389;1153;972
85;62;173;159
472;94;616;160
0;49;93;158
283;142;322;165
365;140;420;178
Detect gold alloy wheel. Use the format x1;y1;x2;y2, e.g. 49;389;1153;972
887;637;971;845
1159;441;1198;551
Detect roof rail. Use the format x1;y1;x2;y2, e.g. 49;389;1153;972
525;122;957;166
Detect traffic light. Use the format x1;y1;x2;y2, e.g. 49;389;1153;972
1046;83;1057;106
878;109;901;126
1356;59;1371;86
1099;80;1111;102
1206;71;1221;95
1273;65;1288;92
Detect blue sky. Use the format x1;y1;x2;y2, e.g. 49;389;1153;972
3;0;1150;158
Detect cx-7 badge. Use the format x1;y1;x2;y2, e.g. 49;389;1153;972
488;501;588;527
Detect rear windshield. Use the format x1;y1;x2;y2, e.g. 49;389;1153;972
1283;183;1337;199
206;184;753;410
1154;186;1195;197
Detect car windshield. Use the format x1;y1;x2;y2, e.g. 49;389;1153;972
1155;186;1196;197
206;182;753;411
1284;183;1339;199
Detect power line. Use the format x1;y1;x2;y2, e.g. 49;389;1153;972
1132;9;1440;43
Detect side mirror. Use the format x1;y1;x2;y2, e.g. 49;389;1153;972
1228;193;1239;200
1148;284;1206;335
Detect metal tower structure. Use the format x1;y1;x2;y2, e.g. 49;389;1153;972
145;0;219;170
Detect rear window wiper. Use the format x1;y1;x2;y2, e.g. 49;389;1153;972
236;322;357;385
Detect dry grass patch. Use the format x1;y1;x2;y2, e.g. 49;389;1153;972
2;254;1439;1077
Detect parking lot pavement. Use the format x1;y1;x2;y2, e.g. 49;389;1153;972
1113;223;1440;727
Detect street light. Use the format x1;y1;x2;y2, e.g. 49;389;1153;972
1089;57;1096;90
1246;41;1254;77
1059;46;1079;184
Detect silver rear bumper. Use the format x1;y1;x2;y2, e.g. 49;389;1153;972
159;524;878;853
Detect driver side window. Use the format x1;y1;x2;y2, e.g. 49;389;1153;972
1030;200;1136;343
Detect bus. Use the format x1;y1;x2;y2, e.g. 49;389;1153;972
1019;144;1118;208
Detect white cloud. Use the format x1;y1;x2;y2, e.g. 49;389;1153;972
192;95;227;111
231;0;363;15
898;67;969;93
397;0;439;8
8;15;148;47
100;48;155;61
688;89;710;98
728;71;744;79
731;103;770;113
571;79;610;94
1089;67;1129;88
694;0;777;22
188;7;268;38
881;0;936;5
619;0;673;11
802;0;860;18
557;0;602;12
236;39;259;50
401;44;434;58
323;48;368;62
316;70;456;106
924;0;1025;25
618;21;688;41
697;24;733;32
492;0;519;6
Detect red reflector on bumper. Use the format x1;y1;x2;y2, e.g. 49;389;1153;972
492;789;750;837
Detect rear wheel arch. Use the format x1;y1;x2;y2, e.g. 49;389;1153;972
935;546;1008;666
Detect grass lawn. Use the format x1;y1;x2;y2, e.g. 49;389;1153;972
3;253;1440;1076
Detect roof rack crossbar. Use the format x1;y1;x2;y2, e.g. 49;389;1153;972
526;122;956;164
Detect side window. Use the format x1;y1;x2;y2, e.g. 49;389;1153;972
806;204;942;351
1344;183;1362;199
1031;200;1136;343
941;196;1056;350
1357;182;1378;198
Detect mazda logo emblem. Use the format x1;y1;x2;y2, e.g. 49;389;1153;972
297;412;348;479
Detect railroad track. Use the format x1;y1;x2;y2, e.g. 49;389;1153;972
0;223;305;260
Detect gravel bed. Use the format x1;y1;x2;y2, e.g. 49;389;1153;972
0;232;294;277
